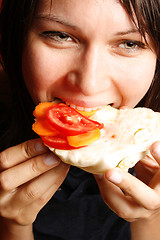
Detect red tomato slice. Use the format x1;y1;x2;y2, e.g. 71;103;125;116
41;135;79;150
46;103;103;136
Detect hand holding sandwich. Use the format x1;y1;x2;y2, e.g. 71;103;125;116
95;141;160;240
0;139;69;239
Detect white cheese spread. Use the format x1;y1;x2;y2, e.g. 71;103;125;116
49;106;160;174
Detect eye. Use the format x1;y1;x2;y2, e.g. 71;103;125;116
41;31;76;43
119;40;145;50
111;39;146;57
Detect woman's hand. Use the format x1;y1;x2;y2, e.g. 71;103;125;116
0;139;70;226
94;141;160;223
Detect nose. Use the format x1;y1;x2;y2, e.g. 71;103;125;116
66;44;112;96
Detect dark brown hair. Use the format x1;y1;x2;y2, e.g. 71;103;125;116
0;0;160;150
119;0;160;110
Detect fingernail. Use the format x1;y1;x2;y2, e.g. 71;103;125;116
152;142;160;158
44;153;60;166
35;141;47;152
108;171;122;184
96;174;104;180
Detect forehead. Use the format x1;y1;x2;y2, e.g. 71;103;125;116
36;0;136;33
37;0;124;16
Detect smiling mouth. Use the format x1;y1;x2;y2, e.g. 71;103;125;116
53;98;112;112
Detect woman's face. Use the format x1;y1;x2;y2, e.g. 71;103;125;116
22;0;157;110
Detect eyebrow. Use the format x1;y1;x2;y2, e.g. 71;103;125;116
36;14;140;37
114;29;140;36
36;15;79;30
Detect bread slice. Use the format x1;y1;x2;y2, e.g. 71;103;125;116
48;106;160;174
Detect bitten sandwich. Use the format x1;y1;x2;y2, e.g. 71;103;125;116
32;102;160;174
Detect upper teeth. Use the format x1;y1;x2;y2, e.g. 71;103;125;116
66;102;99;112
53;98;100;112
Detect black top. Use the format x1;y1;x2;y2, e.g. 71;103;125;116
33;167;130;240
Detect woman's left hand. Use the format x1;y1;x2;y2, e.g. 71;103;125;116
94;141;160;222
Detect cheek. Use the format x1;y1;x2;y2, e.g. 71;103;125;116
22;46;65;103
116;56;157;107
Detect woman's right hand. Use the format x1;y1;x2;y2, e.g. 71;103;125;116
0;138;70;226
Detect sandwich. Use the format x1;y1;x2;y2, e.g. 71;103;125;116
32;102;160;174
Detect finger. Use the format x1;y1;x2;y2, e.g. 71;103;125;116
12;162;70;209
0;139;48;171
95;174;142;221
0;152;61;191
105;168;160;210
139;154;159;170
12;162;69;208
11;163;70;225
18;185;61;225
150;141;160;165
149;168;160;191
119;106;129;110
135;157;159;185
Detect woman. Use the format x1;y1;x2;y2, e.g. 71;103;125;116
0;0;160;239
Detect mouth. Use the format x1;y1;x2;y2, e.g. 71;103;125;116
53;97;110;112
